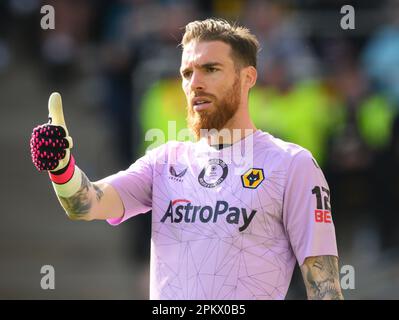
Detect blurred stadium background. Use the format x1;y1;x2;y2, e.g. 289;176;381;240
1;0;398;299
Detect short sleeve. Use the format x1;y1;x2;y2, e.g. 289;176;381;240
101;152;153;226
283;150;338;266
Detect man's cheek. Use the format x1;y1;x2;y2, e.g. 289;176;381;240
182;80;188;92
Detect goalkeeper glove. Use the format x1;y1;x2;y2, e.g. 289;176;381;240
30;93;82;197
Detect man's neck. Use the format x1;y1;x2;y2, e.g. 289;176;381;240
205;109;257;146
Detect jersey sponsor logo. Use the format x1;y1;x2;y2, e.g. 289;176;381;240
160;199;257;232
169;166;187;182
198;159;228;188
314;210;332;223
241;168;264;189
312;185;332;223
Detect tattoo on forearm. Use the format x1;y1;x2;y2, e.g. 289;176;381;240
59;172;104;219
301;256;344;300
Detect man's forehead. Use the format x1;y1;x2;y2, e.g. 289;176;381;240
181;40;233;67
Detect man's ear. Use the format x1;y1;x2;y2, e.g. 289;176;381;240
243;66;257;89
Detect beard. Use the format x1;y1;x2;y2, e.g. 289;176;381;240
186;75;241;140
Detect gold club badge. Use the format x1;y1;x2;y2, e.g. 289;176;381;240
241;168;265;189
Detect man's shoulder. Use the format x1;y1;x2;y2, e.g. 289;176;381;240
145;140;193;153
256;132;321;180
256;131;311;160
142;140;195;165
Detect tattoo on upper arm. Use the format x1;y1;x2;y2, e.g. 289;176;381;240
301;255;344;300
58;172;104;219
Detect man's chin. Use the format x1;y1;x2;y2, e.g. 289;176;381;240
187;100;238;139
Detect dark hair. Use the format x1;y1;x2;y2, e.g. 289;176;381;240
181;18;260;68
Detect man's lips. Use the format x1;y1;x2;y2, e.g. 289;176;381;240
191;96;213;112
193;102;212;112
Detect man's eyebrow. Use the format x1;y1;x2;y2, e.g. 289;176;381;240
180;66;190;74
200;62;223;68
180;62;224;74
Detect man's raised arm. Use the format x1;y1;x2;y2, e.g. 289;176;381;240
30;92;124;221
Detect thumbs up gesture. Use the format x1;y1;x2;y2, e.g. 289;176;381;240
30;92;74;172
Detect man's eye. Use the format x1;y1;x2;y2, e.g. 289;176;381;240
182;71;192;79
207;67;218;73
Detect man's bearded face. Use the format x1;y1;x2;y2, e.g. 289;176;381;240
186;74;241;139
180;41;243;140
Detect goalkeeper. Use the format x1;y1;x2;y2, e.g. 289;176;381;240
30;18;343;300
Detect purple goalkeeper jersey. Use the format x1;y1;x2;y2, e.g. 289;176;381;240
103;130;338;300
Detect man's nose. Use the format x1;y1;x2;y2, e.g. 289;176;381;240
190;71;205;91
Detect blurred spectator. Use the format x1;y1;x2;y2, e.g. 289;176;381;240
249;72;340;167
376;114;399;252
243;0;319;84
245;1;338;166
362;0;399;107
325;41;397;254
39;0;95;83
210;0;245;20
247;16;337;167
